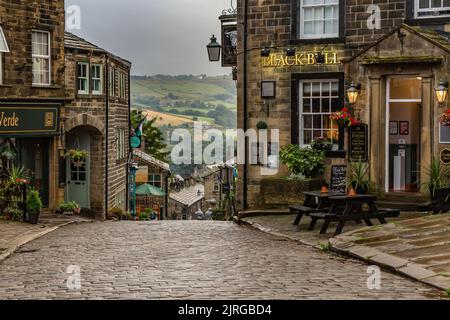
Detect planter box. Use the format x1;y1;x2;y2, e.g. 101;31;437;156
260;178;322;206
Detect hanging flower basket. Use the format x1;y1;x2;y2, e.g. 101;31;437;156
65;149;88;166
330;107;360;127
440;109;450;128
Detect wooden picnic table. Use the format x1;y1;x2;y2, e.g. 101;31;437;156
309;194;394;236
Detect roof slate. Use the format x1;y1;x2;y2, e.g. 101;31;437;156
169;184;204;207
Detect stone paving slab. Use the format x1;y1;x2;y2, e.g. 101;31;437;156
330;214;450;291
0;214;91;263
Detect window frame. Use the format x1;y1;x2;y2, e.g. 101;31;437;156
77;62;90;95
414;0;450;18
91;64;103;95
116;128;126;160
0;52;3;85
149;174;162;188
0;26;9;53
109;67;115;97
299;0;340;40
31;30;51;86
299;78;341;148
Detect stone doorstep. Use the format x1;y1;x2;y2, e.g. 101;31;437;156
330;235;450;292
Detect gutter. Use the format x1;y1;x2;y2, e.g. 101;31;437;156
105;55;110;219
243;0;249;210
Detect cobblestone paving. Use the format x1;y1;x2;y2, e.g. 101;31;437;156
0;221;444;299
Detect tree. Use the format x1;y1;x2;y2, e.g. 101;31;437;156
131;110;169;161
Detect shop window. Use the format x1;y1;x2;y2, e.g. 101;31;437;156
415;0;450;18
116;128;126;160
299;0;339;39
440;123;450;143
32;30;51;85
149;174;162;188
109;67;115;96
91;64;103;95
77;62;89;94
299;79;340;147
0;26;9;85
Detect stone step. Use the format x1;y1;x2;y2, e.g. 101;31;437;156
375;200;420;212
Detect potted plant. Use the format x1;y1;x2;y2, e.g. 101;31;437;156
65;149;88;167
330;107;360;127
57;201;81;215
440;109;450;128
347;160;370;194
421;158;449;200
4;203;23;221
27;188;42;224
279;144;326;178
311;137;332;151
256;120;268;130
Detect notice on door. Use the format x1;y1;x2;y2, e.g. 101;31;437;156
349;124;368;162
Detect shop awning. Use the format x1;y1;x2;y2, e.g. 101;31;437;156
136;183;166;197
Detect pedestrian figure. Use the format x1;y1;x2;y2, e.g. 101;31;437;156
205;208;213;220
195;208;205;220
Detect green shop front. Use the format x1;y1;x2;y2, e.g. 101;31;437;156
0;104;60;208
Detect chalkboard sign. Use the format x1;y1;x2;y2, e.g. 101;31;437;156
330;165;347;193
349;124;368;162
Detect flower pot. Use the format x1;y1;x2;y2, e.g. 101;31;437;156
28;210;40;225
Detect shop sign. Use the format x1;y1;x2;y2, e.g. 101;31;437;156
262;52;339;68
221;24;237;67
136;166;149;183
440;149;450;165
349;124;368;162
0;105;59;136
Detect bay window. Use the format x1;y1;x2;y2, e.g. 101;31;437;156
299;0;339;39
77;62;89;94
32;30;51;85
91;64;103;94
299;79;340;147
415;0;450;18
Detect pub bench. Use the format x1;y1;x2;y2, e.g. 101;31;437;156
290;205;319;226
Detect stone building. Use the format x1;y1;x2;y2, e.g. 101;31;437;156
0;1;131;219
0;0;68;209
235;0;450;210
168;181;205;220
64;32;131;218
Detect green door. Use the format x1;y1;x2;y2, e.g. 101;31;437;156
66;131;90;208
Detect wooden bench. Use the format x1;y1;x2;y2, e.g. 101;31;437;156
289;205;319;226
309;211;389;236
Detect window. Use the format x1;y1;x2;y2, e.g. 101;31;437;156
415;0;450;18
299;0;339;39
109;67;115;96
0;26;9;85
32;31;51;85
77;62;89;94
116;128;126;159
91;64;103;94
149;174;162;188
115;189;126;211
119;71;127;99
213;183;220;193
299;80;340;146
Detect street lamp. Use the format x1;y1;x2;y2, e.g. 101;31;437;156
347;82;361;105
207;35;221;62
435;80;449;105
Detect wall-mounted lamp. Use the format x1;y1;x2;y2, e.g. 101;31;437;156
286;47;296;57
435;80;449;105
261;81;276;99
261;47;271;57
207;35;222;62
346;82;361;105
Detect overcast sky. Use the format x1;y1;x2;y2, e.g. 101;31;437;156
66;0;231;76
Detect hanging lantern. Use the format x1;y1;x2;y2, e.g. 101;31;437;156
435;81;449;105
347;82;360;105
207;35;221;62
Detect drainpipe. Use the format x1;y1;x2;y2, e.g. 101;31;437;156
126;67;131;213
105;55;110;219
243;0;249;210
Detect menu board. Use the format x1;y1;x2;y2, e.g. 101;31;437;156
349;124;368;162
330;165;347;193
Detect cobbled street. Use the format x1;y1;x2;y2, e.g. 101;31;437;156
0;221;443;299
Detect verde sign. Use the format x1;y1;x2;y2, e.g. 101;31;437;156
0;105;59;137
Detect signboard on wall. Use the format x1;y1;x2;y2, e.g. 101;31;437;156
330;165;347;193
221;24;237;67
0;105;59;137
349;124;368;162
136;166;149;183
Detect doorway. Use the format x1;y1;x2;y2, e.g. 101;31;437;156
386;77;422;193
66;130;90;208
